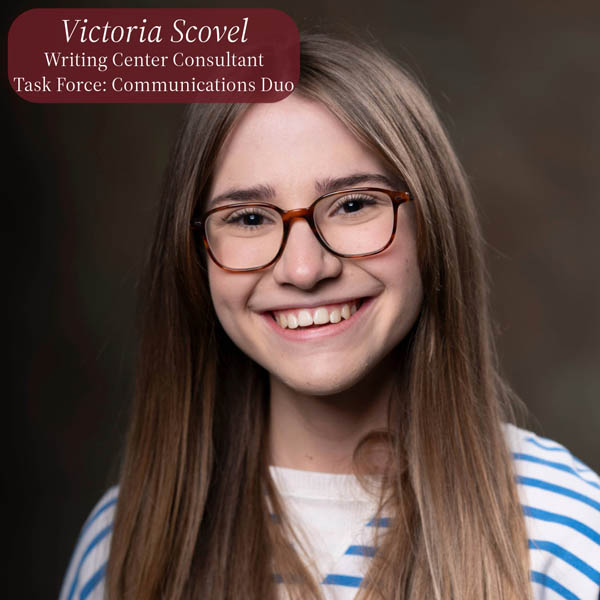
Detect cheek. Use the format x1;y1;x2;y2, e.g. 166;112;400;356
391;211;423;310
396;241;423;302
400;258;424;328
370;230;423;329
207;263;258;335
207;264;237;331
395;244;423;325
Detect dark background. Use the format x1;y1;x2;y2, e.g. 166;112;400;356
6;1;599;598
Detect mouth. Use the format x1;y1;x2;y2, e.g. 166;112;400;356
271;299;364;330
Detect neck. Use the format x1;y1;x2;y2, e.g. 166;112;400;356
268;353;400;474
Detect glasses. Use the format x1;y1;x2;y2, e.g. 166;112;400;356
191;187;411;272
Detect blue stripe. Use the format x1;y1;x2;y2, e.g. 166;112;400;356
573;461;593;474
516;475;600;512
366;517;391;527
530;570;579;600
322;574;363;587
345;545;377;557
526;437;569;453
66;525;113;600
513;453;600;490
79;497;117;540
80;562;106;600
525;437;594;472
529;539;600;584
523;505;600;546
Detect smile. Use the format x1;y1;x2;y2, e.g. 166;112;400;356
272;300;362;329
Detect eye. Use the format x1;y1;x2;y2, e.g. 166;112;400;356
340;198;367;213
329;194;378;216
222;207;276;228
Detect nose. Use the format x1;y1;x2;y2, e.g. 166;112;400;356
272;218;342;290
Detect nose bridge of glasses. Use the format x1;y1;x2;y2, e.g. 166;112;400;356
278;206;326;260
274;206;341;284
281;207;318;232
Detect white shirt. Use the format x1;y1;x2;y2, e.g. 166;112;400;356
60;424;600;600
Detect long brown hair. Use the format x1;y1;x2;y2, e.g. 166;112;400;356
107;33;531;599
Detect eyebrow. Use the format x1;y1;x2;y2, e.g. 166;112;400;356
315;173;399;195
207;183;276;210
205;172;401;211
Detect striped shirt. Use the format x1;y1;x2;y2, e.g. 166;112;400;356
59;424;600;599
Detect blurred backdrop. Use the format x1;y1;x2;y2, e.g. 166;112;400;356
6;0;599;597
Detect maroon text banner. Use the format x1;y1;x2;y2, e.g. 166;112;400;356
8;8;299;103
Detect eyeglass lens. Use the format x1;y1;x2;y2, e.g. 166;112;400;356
204;190;395;270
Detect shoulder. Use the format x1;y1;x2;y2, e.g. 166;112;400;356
503;423;600;493
503;424;600;599
59;486;119;600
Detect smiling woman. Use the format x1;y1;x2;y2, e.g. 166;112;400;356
205;96;422;399
59;33;600;600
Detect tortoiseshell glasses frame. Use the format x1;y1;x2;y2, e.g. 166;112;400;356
190;187;412;273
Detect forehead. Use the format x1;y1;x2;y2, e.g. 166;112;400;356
209;94;390;207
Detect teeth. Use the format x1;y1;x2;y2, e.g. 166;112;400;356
313;307;329;325
297;310;313;327
272;300;362;329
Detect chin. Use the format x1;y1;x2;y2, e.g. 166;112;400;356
274;364;370;397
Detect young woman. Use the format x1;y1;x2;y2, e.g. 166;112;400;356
60;34;600;600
